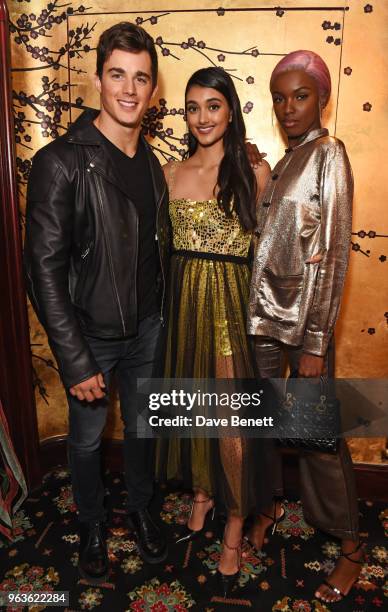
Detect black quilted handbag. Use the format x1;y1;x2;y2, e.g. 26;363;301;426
277;371;340;454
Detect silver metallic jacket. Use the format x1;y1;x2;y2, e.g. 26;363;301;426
247;128;353;357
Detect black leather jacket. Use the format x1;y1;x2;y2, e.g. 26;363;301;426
24;110;170;388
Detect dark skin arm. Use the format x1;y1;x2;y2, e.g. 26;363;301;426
245;142;267;168
298;353;325;377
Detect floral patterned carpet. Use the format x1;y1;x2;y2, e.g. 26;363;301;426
0;467;387;611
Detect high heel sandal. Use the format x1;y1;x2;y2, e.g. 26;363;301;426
317;542;365;603
175;496;215;544
244;501;286;552
217;538;241;599
262;501;286;536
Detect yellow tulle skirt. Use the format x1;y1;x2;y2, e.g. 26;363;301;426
157;254;275;516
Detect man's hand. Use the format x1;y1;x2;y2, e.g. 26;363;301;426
245;142;267;169
69;373;106;402
298;353;325;378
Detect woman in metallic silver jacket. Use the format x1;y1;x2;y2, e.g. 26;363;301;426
247;50;363;604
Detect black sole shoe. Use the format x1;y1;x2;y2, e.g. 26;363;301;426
175;497;215;544
135;537;168;564
78;520;109;584
216;530;241;598
217;568;240;599
78;563;109;584
244;503;286;552
128;509;168;565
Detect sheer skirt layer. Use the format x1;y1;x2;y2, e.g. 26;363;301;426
157;255;274;517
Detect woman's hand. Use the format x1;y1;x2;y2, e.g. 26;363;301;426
306;253;323;264
245;142;267;169
298;353;325;377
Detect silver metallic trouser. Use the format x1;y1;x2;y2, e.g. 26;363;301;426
253;336;359;542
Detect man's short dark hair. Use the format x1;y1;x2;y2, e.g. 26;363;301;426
96;22;158;86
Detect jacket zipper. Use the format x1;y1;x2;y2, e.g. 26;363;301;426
81;245;90;259
94;174;127;335
144;139;168;327
156;183;167;325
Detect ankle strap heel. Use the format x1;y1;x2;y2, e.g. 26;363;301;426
260;501;286;535
175;496;215;544
340;542;365;564
223;539;242;570
217;536;242;598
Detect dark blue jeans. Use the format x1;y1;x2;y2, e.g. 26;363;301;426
67;313;163;522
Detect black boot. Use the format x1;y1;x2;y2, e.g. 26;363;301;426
128;509;167;564
78;521;109;583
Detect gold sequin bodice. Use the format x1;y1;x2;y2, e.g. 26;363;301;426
169;198;251;257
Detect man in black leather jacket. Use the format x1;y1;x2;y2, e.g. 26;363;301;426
24;22;170;582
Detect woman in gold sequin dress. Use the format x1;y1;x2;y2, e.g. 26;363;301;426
158;67;271;595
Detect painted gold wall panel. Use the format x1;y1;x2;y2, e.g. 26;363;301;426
9;1;387;462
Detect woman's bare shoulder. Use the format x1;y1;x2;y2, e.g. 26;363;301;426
162;158;190;179
162;160;175;179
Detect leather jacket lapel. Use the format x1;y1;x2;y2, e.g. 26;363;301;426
144;139;167;209
68;110;167;204
85;145;135;201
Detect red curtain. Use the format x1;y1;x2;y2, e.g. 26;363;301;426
0;0;41;489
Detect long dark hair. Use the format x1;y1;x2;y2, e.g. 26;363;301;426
185;67;257;231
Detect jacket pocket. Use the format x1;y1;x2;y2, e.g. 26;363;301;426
256;267;304;325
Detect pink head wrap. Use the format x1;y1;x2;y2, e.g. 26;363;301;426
270;50;331;106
